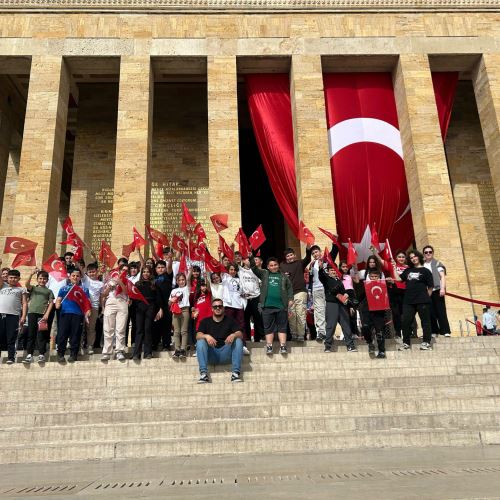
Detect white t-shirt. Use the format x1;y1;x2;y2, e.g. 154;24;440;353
424;261;445;290
169;286;190;308
129;273;141;284
222;274;247;309
81;275;104;309
238;267;261;299
0;283;26;316
210;282;224;301
311;261;323;291
48;275;67;303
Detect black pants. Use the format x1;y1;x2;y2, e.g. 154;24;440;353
402;303;432;345
26;312;43;355
389;287;404;337
244;297;264;341
363;310;386;352
0;314;20;360
153;310;172;349
56;313;84;357
134;303;155;357
430;290;451;335
325;302;354;349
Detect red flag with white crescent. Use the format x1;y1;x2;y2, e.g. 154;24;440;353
66;285;92;315
324;73;414;253
248;225;266;251
182;202;196;227
298;221;315;245
126;279;148;304
172;234;187;254
347;238;358;266
204;250;225;274
132;227;146;249
193;223;207;241
145;225;169;246
365;279;390;311
11;249;36;268
218;235;235;262
317;227;338;245
210;214;228;233
235;228;251;258
323;247;342;278
99;241;117;269
371;222;381;252
42;253;67;281
178;253;188;275
122;241;135;259
4;237;38;254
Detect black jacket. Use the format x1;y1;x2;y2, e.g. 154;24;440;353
318;267;347;304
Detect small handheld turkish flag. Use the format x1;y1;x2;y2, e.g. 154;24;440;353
235;228;251;258
317;227;338;245
248;225;266;250
172;234;187;253
371;222;381;252
99;241;117;269
132;227;146;249
11;250;36;268
122;241;135;259
4;236;38;254
204;250;225;274
178;253;188;274
192;242;207;261
62;216;76;237
145;225;169;246
298;221;315;245
155;242;164;259
347;238;358;266
323;247;342;278
126;279;148;304
66;285;92;315
365;279;389;311
42;253;67;281
193;223;207;241
218;235;235;262
182;202;196;227
210;214;228;233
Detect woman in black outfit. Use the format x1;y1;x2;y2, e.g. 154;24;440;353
133;266;163;360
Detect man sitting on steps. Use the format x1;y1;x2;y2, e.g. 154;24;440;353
196;298;244;383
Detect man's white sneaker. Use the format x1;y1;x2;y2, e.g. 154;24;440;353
444;333;451;337
101;354;110;362
22;354;33;364
37;354;45;363
116;352;126;361
242;346;250;356
420;342;432;351
398;343;411;351
87;348;94;355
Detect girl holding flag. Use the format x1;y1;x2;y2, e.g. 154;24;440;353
55;268;90;363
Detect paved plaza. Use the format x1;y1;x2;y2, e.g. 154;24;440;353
1;446;500;499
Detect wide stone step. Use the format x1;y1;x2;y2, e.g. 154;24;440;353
4;379;498;405
2;427;497;464
2;411;498;446
1;395;497;426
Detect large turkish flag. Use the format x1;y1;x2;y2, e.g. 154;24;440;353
324;73;414;256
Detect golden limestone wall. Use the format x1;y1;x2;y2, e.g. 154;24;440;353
0;10;498;331
69;84;118;255
446;81;500;315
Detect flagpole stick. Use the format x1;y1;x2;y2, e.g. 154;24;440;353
60;284;75;305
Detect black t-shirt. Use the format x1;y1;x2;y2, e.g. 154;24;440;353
197;316;241;348
400;267;433;304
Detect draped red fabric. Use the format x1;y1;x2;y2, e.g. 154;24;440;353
432;72;459;140
323;72;414;257
245;73;457;255
245;74;299;237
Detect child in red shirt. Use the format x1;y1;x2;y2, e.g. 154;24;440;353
192;279;212;331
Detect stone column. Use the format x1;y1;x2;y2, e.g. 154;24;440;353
11;56;70;262
290;54;336;253
472;54;500;214
207;56;241;243
111;56;153;256
69;84;118;256
393;54;473;334
0;113;12;222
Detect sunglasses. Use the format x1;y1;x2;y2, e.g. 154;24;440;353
424;251;433;254
212;305;224;309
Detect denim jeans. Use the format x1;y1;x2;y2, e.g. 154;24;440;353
196;337;243;374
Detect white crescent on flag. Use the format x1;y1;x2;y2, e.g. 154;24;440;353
328;117;403;160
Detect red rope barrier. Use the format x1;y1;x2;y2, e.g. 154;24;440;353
446;292;500;308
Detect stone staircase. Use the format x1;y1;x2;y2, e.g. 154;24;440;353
0;336;499;464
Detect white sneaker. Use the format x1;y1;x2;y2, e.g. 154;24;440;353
22;354;33;364
37;354;45;363
420;342;432;351
116;352;126;361
87;348;94;355
242;346;250;356
101;354;110;362
444;333;451;337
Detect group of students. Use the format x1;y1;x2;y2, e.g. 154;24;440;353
0;240;458;366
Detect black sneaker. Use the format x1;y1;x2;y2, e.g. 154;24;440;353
266;344;273;355
179;349;187;358
316;333;326;343
231;372;243;383
324;346;332;353
144;353;152;360
376;351;386;359
347;346;358;353
173;350;181;358
198;372;210;384
58;356;66;364
68;355;77;363
279;344;288;355
368;343;376;353
6;358;14;365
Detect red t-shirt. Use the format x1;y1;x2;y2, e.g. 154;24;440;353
195;291;212;331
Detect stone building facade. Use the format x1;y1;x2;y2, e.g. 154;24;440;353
0;1;498;333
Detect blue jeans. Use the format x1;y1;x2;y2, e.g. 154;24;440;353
196;338;243;374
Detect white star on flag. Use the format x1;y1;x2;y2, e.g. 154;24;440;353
342;224;385;264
